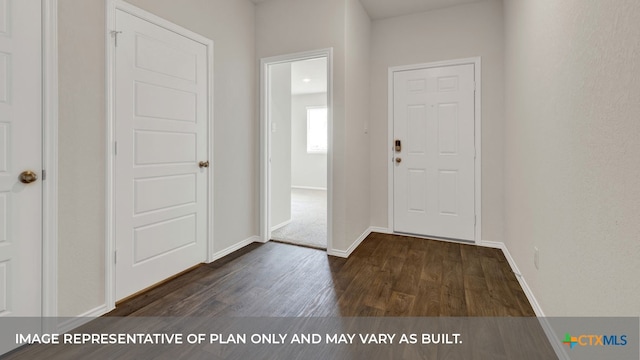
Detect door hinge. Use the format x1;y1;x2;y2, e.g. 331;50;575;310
474;215;477;226
110;30;123;47
114;141;118;156
114;250;118;264
42;169;46;181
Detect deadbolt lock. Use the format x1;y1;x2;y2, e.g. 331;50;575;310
395;139;402;152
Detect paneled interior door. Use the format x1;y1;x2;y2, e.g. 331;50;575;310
0;0;42;316
114;8;209;300
0;0;43;354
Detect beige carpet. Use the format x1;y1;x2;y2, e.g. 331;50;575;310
271;188;327;249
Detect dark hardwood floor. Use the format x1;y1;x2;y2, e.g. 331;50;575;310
4;233;553;360
107;233;535;317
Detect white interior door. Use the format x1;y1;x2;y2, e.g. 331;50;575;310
0;0;42;319
393;64;475;241
114;9;209;300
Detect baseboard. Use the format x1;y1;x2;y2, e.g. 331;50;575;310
210;235;260;262
480;240;544;314
271;219;291;232
56;238;259;334
56;304;109;334
369;226;391;234
291;186;327;191
480;240;568;360
327;226;373;258
480;241;538;313
478;240;503;249
538;317;570;360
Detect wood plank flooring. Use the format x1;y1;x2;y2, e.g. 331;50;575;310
107;233;536;317
4;233;553;360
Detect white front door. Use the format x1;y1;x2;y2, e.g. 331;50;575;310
0;0;42;321
393;64;476;241
114;9;209;300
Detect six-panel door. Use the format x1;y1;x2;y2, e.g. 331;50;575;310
393;64;475;241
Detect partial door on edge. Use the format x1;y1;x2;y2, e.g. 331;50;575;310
0;0;42;354
392;64;475;241
114;9;209;300
0;0;42;316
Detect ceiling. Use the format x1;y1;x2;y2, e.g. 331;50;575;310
360;0;484;20
291;57;327;95
250;0;486;20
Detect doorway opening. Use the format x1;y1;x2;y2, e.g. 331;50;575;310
260;49;333;251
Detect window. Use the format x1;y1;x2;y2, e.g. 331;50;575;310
306;106;328;153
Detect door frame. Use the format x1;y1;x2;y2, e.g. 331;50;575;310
105;0;214;309
42;0;59;320
259;49;334;252
387;57;482;244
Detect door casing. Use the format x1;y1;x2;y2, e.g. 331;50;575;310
259;49;334;252
105;0;214;310
387;57;482;244
42;0;59;322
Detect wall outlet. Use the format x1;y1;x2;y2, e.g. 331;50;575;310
534;247;539;270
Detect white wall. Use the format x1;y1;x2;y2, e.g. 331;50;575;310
291;93;328;189
504;0;640;316
344;0;372;244
54;0;640;319
57;0;256;316
58;0;106;316
368;0;504;243
270;63;292;228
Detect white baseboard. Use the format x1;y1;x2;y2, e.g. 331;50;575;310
478;240;503;249
56;304;109;334
56;237;260;335
480;240;568;360
327;226;374;258
480;241;542;314
210;235;260;262
271;219;291;232
538;317;570;360
291;186;327;191
369;226;391;234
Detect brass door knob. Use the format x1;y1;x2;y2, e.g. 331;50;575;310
395;157;402;163
199;161;209;168
19;170;38;184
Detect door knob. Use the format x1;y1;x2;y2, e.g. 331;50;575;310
19;170;38;184
199;161;209;168
395;157;402;163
